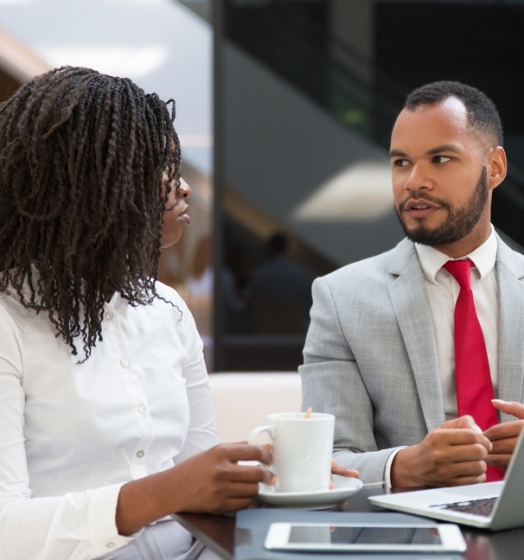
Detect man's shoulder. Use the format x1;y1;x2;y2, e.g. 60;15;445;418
496;234;524;271
320;238;415;288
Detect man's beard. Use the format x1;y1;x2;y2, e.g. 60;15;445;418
395;167;489;247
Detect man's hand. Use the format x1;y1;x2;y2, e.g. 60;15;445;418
330;460;359;489
391;416;492;488
484;400;524;470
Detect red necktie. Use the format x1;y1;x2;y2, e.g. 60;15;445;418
443;259;503;482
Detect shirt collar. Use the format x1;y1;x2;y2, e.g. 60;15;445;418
415;226;498;285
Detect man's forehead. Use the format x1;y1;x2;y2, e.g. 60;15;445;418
391;97;474;151
397;97;468;129
413;96;468;119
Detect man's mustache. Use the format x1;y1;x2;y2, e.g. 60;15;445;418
398;193;451;212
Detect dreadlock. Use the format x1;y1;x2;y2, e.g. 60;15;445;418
0;66;181;360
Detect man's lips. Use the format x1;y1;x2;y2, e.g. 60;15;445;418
402;199;441;218
404;199;440;211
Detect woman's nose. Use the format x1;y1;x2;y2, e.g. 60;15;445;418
179;177;192;199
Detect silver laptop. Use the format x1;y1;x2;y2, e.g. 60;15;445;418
369;427;524;531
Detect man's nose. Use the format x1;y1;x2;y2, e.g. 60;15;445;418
404;163;432;192
179;178;192;199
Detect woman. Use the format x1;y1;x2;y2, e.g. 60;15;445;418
0;66;275;560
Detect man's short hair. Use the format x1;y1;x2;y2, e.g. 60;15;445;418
404;81;503;146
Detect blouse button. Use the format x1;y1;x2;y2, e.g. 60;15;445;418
137;405;147;414
136;450;145;458
120;358;129;368
105;311;114;321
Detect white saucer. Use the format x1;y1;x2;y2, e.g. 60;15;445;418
255;475;363;510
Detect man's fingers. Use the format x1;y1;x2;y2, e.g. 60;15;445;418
446;474;487;487
449;460;487;479
489;437;519;456
491;399;524;420
430;428;492;451
335;468;360;478
484;420;523;442
331;460;359;478
486;454;512;470
441;415;481;432
444;443;489;463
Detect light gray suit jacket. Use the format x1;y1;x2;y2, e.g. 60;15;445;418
300;235;524;484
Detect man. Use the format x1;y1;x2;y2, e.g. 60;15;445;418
300;81;524;489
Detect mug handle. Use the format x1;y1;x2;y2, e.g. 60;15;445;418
248;425;275;445
247;425;276;491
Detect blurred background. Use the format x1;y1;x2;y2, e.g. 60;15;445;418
1;0;523;372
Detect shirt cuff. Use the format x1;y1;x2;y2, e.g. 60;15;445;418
384;447;407;490
87;483;142;558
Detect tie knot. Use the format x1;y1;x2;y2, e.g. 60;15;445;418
443;259;472;289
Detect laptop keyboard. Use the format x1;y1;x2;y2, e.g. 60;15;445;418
429;497;497;517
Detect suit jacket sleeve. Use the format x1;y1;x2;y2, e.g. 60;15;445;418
300;276;402;484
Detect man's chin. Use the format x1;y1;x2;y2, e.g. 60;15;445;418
404;226;461;247
402;224;444;246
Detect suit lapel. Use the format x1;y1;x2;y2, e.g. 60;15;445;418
387;240;445;431
496;237;524;420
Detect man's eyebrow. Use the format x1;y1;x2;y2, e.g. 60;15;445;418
426;144;461;155
389;145;461;159
389;149;408;159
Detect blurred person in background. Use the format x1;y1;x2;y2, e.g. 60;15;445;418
251;233;312;334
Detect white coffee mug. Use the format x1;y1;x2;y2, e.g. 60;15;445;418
248;412;334;493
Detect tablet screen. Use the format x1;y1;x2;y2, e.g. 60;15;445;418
289;525;442;546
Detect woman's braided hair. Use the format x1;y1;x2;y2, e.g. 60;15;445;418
0;66;181;360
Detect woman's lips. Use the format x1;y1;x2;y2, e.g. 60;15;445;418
178;212;191;225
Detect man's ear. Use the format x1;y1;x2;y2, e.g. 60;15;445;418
487;146;507;192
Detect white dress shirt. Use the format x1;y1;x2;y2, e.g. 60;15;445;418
385;227;499;485
415;227;499;419
0;282;218;560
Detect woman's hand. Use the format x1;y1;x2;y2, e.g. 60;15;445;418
116;443;275;535
170;443;276;514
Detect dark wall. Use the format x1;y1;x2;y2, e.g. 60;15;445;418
376;3;524;134
225;0;330;106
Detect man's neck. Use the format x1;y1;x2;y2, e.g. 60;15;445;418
431;220;492;259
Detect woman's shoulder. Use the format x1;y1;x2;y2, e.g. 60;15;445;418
0;289;48;329
153;281;190;314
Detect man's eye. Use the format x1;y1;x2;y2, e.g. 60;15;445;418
434;156;452;164
393;159;409;167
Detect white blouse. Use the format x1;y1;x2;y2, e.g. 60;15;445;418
0;282;218;560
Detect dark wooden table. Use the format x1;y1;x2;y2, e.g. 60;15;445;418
173;487;524;560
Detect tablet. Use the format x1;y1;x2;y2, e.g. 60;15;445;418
264;521;467;552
